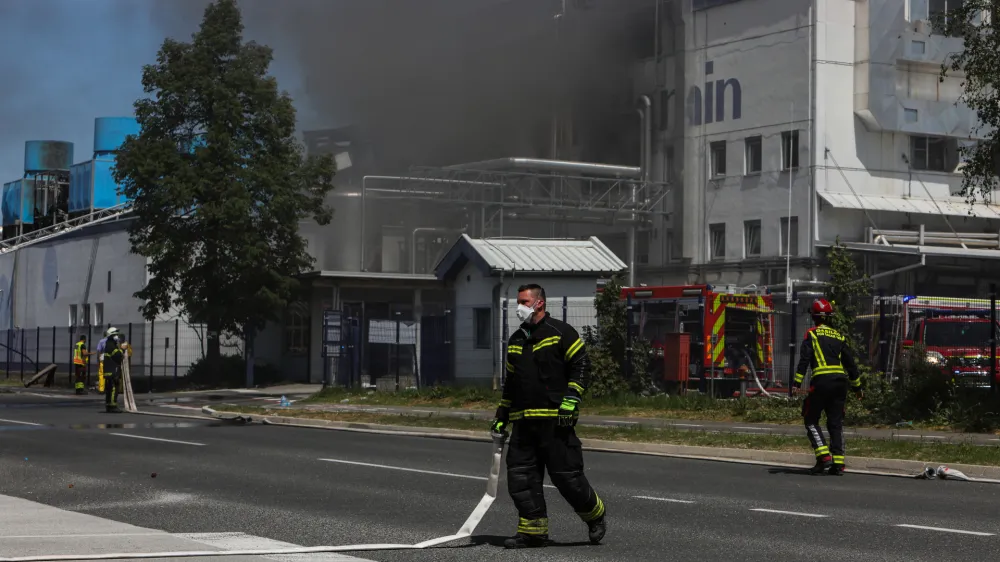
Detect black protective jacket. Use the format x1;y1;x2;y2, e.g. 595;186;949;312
496;312;590;421
794;324;861;388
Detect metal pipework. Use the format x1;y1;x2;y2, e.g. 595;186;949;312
444;157;641;179
411;227;466;274
361;175;503;272
631;95;653;287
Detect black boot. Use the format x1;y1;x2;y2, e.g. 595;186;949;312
809;455;833;474
503;533;548;549
588;515;607;544
829;464;845;476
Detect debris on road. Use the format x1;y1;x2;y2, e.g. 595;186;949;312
917;465;972;481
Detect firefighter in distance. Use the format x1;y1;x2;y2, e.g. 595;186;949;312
491;283;607;549
795;298;863;475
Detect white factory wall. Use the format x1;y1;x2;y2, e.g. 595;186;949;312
815;0;984;245
450;261;601;386
677;0;813;276
0;224;262;377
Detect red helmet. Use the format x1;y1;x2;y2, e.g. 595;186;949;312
811;298;834;318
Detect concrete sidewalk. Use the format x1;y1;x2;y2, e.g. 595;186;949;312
286;402;1000;446
0;494;368;562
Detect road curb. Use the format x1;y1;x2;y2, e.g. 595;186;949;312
235;412;1000;484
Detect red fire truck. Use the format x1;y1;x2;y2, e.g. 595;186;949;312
619;284;778;397
896;296;1000;388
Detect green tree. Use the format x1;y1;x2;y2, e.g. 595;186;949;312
823;238;872;354
581;272;653;397
937;2;1000;205
113;0;335;371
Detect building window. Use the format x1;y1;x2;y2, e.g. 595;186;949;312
904;108;919;123
911;40;926;56
284;302;310;355
69;305;78;327
81;304;91;327
710;141;726;177
709;223;726;261
781;216;799;257
927;0;971;35
781;131;799;171
94;303;104;327
744;136;762;174
473;307;491;350
744;220;762;257
910;135;947;171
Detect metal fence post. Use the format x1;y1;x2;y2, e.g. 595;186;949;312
562;296;568;323
68;326;74;387
149;321;155;393
51;326;56;365
788;290;799;397
626;293;634;383
991;283;997;395
174;320;179;388
878;289;888;375
394;312;401;392
35;327;39;375
501;299;508;388
19;328;25;381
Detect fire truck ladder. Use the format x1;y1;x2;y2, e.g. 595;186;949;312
0;204;131;255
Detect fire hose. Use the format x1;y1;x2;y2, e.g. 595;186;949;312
0;418;508;561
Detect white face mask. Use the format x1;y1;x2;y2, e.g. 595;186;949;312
516;302;536;323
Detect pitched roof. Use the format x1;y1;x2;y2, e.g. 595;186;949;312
434;234;627;280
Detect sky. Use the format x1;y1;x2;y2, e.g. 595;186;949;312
0;0;311;183
0;0;648;182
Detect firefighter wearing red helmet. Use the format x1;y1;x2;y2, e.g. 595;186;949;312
794;298;862;475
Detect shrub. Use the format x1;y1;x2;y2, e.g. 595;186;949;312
185;355;283;389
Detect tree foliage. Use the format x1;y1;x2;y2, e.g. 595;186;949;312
113;0;335;362
823;238;872;354
937;1;1000;205
581;272;653;397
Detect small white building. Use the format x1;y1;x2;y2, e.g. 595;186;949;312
434;234;627;387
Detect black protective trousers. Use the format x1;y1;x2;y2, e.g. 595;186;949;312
505;419;605;537
802;374;848;465
104;363;122;409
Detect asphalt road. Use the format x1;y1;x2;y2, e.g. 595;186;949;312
2;391;1000;561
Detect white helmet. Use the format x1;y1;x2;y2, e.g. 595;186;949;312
105;327;119;337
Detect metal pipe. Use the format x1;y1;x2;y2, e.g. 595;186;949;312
853;255;925;283
411;227;465;274
502;212;647;225
444;158;641;179
632;95;652;288
362;174;504;271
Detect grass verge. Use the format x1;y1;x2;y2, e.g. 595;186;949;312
221;405;1000;467
298;387;808;423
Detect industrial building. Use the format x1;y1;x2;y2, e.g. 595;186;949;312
2;0;998;387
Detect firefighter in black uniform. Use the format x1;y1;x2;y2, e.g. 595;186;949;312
490;283;606;549
794;299;863;475
103;327;128;413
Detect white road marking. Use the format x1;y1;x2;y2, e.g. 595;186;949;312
672;423;703;428
1;532;164;539
20;392;61;399
896;524;994;536
895;435;945;440
606;420;638;425
0;418;43;426
732;426;767;430
633;495;695;504
750;508;828;518
319;458;558;488
109;433;206;446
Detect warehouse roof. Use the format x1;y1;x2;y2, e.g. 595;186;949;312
434;234;626;280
